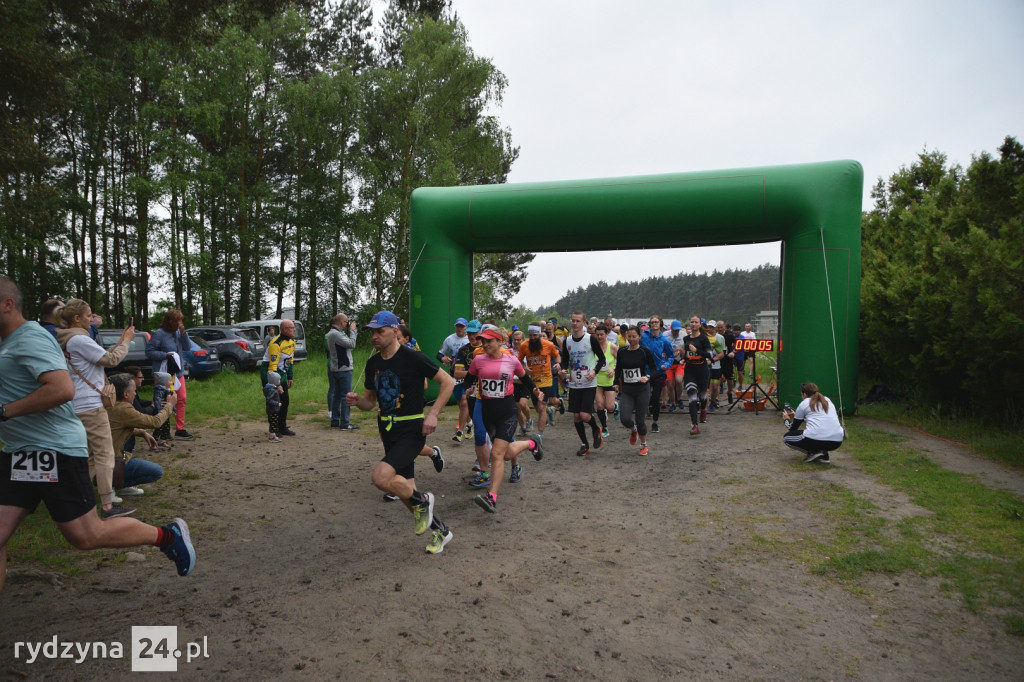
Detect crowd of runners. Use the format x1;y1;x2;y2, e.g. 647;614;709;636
348;308;770;556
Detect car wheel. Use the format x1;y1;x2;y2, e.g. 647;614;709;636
222;357;241;372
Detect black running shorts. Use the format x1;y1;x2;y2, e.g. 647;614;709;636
0;451;96;523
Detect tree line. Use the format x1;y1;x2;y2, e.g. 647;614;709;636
1;0;529;329
520;264;781;328
860;136;1023;419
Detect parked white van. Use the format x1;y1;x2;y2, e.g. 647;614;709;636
236;319;308;361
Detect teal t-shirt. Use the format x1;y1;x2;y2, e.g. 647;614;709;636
0;321;89;458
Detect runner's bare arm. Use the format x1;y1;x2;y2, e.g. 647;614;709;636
347;388;377;411
423;369;455;435
2;369;75;419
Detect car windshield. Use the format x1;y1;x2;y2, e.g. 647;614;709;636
100;331;147;351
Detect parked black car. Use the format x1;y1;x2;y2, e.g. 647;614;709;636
96;329;153;380
186;326;264;372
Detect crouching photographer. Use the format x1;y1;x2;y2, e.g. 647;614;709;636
782;382;845;463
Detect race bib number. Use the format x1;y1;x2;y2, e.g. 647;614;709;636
10;450;59;483
480;377;508;398
570;369;587;385
622;367;642;383
453;377;464;386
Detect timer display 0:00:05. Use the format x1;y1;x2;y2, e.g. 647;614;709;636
734;338;774;352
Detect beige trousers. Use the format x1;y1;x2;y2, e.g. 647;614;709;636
78;406;115;507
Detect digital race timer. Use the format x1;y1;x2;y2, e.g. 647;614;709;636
734;338;775;352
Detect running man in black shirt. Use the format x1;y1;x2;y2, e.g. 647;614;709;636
347;311;456;554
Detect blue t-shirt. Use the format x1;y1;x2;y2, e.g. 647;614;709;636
0;321;89;458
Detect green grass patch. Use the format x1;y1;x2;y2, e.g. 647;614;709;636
178;348;375;427
721;421;1024;633
856;398;1024;470
818;423;1023;629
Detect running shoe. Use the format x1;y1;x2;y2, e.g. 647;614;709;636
474;492;497;513
452;429;464;443
613;401;620;419
518;424;528;438
650;422;660;434
383;493;400;501
430;445;445;473
629;426;638;445
174;429;195;441
465;422;473;437
601;427;610;439
689;424;699;436
803;452;825;463
707;403;717;413
425;528;453;554
525;418;534;432
102;504;135;518
638;444;648;456
593;430;603;450
471;463;482;473
558;399;565;415
119;486;144;496
819;453;831;463
267;433;281;443
469;472;491;488
161;518;196;577
530;432;544;461
412;492;435;535
509;464;522;483
576;444;590;457
111;493;123;505
727;392;734;405
279;427;296;436
668;404;676;413
699;408;707;423
678;400;685;410
547;406;555;423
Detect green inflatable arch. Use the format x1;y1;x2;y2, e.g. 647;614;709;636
409;160;862;415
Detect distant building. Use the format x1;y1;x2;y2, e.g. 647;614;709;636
263;307;296;321
756;309;778;336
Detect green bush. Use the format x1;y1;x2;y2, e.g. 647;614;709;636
860;137;1024;419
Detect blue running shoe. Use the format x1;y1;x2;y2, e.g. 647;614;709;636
469;472;491;488
509;464;522;483
547;406;555;423
161;518;196;577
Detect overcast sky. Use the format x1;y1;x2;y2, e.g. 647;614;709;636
448;0;1024;310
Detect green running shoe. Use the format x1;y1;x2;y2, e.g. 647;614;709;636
412;492;435;535
425;528;453;554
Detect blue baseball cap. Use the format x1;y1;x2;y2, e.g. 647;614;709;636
511;324;519;331
455;317;468;327
363;310;400;329
466;319;482;333
671;320;682;330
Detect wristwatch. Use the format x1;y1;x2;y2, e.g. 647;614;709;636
0;404;8;421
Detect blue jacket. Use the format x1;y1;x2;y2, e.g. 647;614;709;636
146;327;191;378
640;330;674;375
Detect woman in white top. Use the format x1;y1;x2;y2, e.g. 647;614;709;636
56;300;135;517
782;382;845;463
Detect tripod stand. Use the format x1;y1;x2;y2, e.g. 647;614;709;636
727;350;779;414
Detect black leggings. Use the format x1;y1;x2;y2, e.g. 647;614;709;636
618;385;651;436
648;374;666;422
